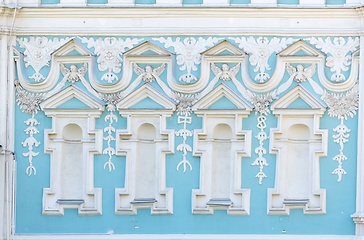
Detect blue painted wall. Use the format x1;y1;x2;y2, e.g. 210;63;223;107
14;35;358;235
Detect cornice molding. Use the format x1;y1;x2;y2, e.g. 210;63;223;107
11;7;361;35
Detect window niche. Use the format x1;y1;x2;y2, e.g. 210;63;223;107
191;84;252;215
40;86;104;215
115;84;175;214
268;85;328;215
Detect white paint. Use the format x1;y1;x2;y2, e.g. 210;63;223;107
300;0;325;5
156;0;181;5
351;35;364;236
12;234;356;240
40;86;104;216
60;0;86;5
268;86;327;215
192;85;252;215
115;85;175;215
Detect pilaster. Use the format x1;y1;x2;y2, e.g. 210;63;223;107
0;5;17;240
351;34;364;236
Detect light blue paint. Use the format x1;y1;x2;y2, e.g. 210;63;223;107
57;97;91;109
88;0;107;3
208;96;238;109
277;0;299;4
41;0;59;4
183;0;203;4
135;0;156;4
130;97;166;109
326;0;346;4
286;97;312;109
230;0;251;4
14;35;358;236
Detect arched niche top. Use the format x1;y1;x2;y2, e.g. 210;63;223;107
62;123;82;141
137;123;156;140
213;123;233;140
288;124;310;141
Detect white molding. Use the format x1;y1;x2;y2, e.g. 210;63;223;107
12;8;360;36
268;86;327;215
163;40;245;94
1;35;16;240
41;86;104;216
192;85;252;215
12;234;356;240
351;35;364;235
115;85;175;215
117;84;176;111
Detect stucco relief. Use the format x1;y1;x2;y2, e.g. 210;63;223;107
13;35;360;217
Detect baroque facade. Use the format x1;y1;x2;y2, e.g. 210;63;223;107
1;0;364;239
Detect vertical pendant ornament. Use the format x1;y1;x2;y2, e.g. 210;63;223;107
321;84;359;182
15;81;44;176
247;90;277;184
101;94;121;172
174;92;198;172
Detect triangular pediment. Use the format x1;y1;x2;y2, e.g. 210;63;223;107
117;84;176;111
202;40;245;56
278;40;324;57
193;84;252;111
124;41;172;56
271;85;326;111
40;85;104;111
53;38;93;57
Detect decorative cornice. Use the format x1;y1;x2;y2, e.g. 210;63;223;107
12;8;361;35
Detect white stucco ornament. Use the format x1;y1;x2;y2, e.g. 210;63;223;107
101;93;122;172
153;37;222;83
309;37;359;82
174;92;198;172
286;63;316;83
17;36;70;82
247;90;277;184
232;36;293;83
60;63;88;83
321;84;359;182
133;63;166;82
211;63;240;81
80;37;144;83
15;81;44;176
